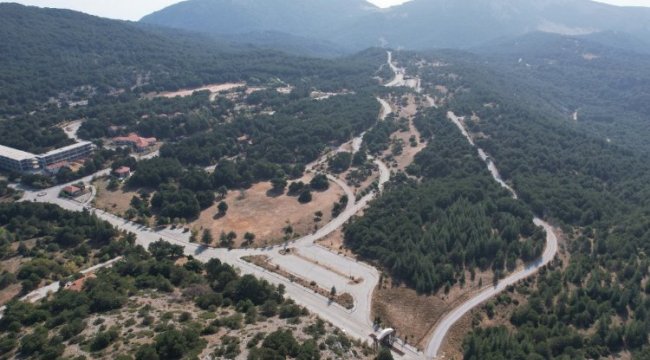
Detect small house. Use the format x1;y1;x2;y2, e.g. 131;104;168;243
62;185;82;197
113;166;131;179
112;133;157;152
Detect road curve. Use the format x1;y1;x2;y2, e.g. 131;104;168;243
424;111;560;359
425;218;558;358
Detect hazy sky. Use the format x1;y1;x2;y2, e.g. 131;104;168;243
1;0;649;21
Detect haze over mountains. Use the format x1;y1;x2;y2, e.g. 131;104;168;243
141;0;650;51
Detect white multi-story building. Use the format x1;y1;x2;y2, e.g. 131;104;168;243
36;141;93;167
0;141;94;173
0;145;39;172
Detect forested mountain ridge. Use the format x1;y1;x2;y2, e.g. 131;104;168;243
0;3;228;114
345;108;545;293
0;3;388;157
141;0;650;51
470;32;650;154
0;3;381;116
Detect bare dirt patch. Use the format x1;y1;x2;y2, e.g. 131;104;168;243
192;176;343;248
0;283;22;306
1;254;24;274
316;228;358;258
1;250;38;305
148;82;246;99
92;178;139;217
383;95;427;172
372;269;495;351
373;286;448;350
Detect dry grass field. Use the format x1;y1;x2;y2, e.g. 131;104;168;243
93;178;140;217
192;175;343;248
372;269;496;351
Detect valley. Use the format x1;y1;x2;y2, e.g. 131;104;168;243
2;49;560;360
1;2;650;360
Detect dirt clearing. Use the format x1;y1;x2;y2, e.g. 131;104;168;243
93;178;139;217
192;175;343;247
148;82;246;99
372;269;495;351
383;95;427;172
316;228;359;258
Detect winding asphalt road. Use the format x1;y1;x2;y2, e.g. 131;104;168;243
15;160;393;349
423;112;560;359
384;52;559;358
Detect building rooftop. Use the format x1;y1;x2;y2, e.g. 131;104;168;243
0;144;37;161
113;133;157;149
38;141;93;158
114;166;131;175
63;185;81;194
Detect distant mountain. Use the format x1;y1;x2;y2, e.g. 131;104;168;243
142;0;650;51
580;31;650;54
339;0;650;49
141;0;377;38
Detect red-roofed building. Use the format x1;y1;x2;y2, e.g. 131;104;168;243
113;133;157;152
113;166;131;179
62;185;82;197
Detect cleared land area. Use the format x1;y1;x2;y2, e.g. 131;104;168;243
316;229;360;259
372;269;495;351
148;82;246;99
0;254;25;305
384;95;427;172
192;176;343;248
93;178;140;218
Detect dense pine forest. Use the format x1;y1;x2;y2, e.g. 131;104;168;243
159;93;380;168
403;40;650;357
344;109;544;293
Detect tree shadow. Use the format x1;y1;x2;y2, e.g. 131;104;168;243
265;188;285;198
